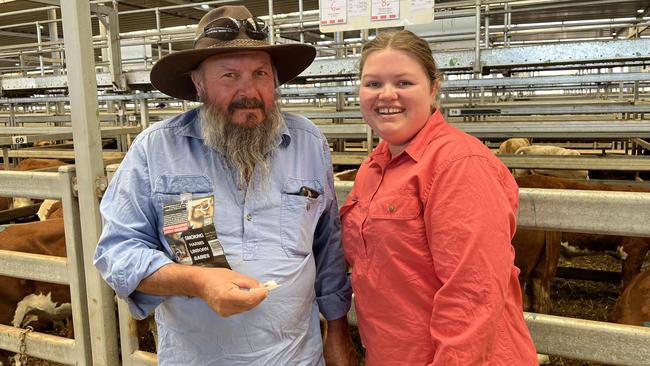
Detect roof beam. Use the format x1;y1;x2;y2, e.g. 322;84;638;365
26;0;114;15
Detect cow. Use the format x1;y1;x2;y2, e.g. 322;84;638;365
3;159;68;211
513;229;561;314
513;145;589;180
0;219;70;365
14;158;67;172
513;174;650;314
0;198;8;212
333;168;358;181
608;269;650;326
37;199;63;221
498;138;531;154
0;218;154;363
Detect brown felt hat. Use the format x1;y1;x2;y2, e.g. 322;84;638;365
150;5;316;101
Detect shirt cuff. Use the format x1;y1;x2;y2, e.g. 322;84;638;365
124;291;167;320
115;252;173;319
316;275;352;320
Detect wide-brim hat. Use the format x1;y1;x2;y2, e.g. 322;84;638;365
150;5;316;101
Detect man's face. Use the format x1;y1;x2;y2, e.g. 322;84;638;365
191;51;276;127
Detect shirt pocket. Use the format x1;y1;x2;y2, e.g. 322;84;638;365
367;193;424;269
152;175;214;244
280;178;324;257
153;174;213;204
368;193;421;220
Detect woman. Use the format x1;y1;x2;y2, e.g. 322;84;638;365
340;30;538;365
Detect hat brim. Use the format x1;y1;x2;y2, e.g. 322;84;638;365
150;43;316;101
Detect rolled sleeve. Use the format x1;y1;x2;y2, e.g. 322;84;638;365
313;138;352;320
94;140;171;319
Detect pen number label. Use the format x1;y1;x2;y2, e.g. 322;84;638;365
12;135;27;144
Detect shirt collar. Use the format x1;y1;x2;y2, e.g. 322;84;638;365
402;109;445;162
368;109;446;165
175;108;291;148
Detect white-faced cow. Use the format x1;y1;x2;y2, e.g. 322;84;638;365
513;145;589;180
498;138;531;154
0;219;70;364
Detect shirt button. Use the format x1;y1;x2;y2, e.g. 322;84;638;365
387;204;396;213
245;213;253;221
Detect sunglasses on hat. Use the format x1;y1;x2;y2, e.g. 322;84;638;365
194;16;268;45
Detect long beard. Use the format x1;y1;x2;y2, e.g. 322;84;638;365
199;98;282;187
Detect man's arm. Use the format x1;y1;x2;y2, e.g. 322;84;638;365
323;316;358;366
313;137;356;365
137;263;268;317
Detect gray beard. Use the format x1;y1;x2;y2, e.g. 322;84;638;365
199;100;283;188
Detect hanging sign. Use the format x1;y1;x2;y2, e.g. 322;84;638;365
319;0;434;33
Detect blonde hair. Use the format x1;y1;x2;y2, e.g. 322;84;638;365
359;30;441;85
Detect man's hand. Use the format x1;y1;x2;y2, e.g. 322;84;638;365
323;316;358;366
195;267;269;317
137;263;269;317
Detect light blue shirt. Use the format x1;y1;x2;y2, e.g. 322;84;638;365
94;109;351;365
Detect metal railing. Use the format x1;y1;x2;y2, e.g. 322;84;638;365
0;166;92;365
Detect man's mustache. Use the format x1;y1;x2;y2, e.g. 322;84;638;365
228;97;264;113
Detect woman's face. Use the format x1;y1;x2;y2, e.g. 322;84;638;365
359;48;437;155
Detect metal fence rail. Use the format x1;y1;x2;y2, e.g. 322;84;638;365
103;172;650;365
0;166;91;365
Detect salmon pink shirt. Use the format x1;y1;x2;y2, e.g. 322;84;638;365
341;110;538;365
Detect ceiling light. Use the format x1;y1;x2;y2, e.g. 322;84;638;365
201;4;210;10
637;8;644;14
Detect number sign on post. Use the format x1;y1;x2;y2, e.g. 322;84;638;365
11;135;28;145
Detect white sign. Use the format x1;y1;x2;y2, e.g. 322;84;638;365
319;0;433;33
11;135;28;145
371;0;400;21
349;0;370;17
410;0;433;10
320;0;348;25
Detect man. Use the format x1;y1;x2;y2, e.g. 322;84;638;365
94;5;356;365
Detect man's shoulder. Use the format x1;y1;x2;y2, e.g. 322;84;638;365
282;112;323;140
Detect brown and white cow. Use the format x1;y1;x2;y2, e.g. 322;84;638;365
513;174;650;313
608;270;650;326
0;217;153;363
513;145;589;180
498;138;531;154
37;200;63;221
0;219;70;364
2;159;69;212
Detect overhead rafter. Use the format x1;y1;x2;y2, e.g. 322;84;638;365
26;0;114;15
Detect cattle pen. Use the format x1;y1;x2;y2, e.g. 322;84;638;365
2;1;650;366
